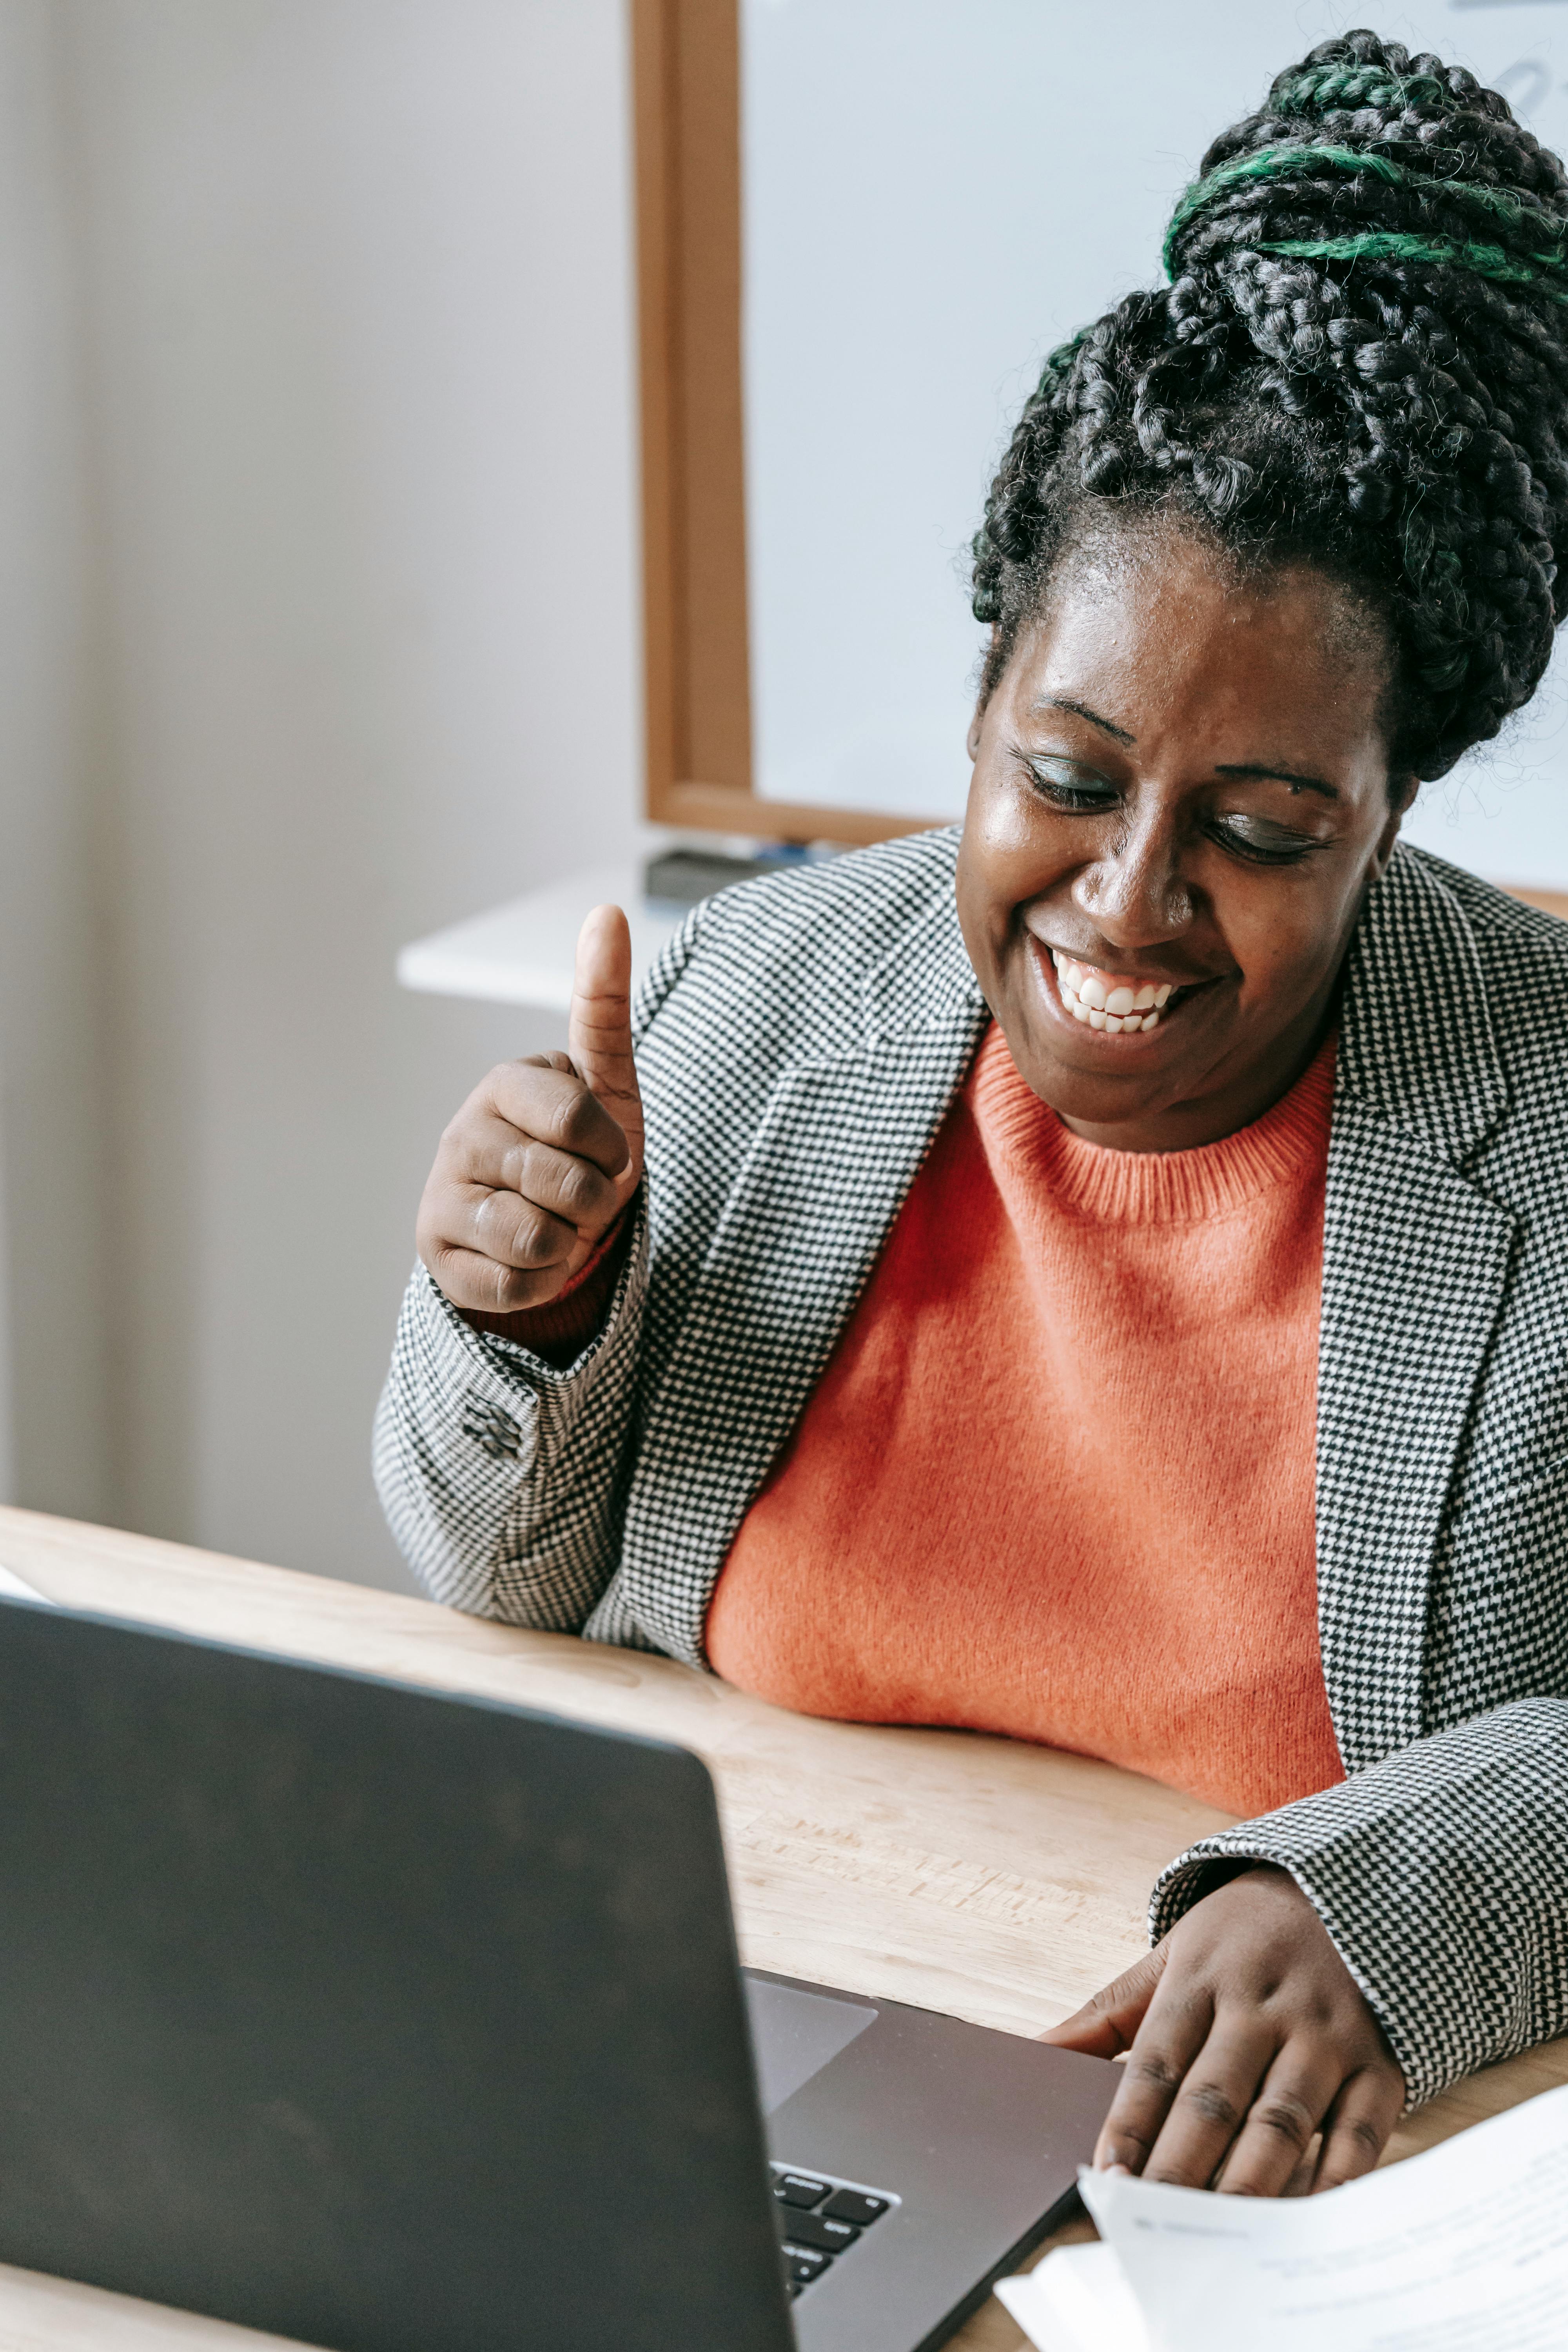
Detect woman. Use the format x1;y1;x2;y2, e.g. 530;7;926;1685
377;32;1568;2198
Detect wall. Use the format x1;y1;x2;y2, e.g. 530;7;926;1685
741;0;1568;879
0;0;644;1588
0;0;112;1524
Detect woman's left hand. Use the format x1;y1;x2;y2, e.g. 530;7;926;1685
1039;1865;1405;2195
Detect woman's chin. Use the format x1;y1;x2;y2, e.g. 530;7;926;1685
1021;1052;1192;1132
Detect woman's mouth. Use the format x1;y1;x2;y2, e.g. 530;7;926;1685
1051;951;1188;1034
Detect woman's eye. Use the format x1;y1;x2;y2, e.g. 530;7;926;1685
1022;757;1119;813
1207;813;1321;866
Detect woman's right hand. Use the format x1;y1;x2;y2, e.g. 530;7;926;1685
416;905;645;1314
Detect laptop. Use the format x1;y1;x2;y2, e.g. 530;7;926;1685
0;1593;1116;2351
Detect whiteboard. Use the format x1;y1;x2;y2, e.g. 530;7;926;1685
740;0;1568;887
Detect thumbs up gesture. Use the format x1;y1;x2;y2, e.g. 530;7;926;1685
416;906;646;1316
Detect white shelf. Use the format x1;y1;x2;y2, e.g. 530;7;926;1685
396;867;684;1012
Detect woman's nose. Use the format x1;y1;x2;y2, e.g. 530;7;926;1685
1072;814;1193;946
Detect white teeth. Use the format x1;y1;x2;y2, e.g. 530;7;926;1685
1056;960;1176;1034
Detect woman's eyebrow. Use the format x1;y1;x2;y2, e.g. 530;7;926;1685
1215;762;1340;802
1033;695;1136;745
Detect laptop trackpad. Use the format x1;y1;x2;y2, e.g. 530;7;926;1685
743;1976;878;2116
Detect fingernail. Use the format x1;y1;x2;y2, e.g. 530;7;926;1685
1098;2161;1132;2176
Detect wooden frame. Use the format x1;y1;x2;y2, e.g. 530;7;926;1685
633;0;929;847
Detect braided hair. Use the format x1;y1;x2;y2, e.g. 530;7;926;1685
971;29;1568;780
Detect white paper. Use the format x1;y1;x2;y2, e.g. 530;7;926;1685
0;1562;54;1605
996;2242;1151;2352
1076;2083;1568;2352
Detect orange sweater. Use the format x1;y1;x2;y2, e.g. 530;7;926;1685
704;1024;1345;1817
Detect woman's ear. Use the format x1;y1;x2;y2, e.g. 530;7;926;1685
966;706;984;761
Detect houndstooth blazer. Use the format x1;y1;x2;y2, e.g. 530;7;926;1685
376;828;1568;2109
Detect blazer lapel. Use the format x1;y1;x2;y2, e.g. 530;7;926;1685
1318;849;1517;1771
615;882;989;1662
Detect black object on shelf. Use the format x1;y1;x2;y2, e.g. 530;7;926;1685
644;848;806;906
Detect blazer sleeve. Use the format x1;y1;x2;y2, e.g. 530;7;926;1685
370;905;704;1627
1148;1697;1568;2107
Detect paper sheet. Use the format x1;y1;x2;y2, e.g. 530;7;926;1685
0;1562;54;1605
1076;2083;1568;2352
996;2242;1151;2352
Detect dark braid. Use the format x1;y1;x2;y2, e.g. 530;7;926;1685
971;29;1568;779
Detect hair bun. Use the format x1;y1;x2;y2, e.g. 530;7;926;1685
972;28;1568;780
1167;28;1568;290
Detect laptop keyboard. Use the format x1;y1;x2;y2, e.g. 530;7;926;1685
770;2163;897;2299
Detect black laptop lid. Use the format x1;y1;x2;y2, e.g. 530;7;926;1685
0;1597;793;2352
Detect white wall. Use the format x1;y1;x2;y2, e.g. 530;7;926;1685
742;0;1568;883
0;0;112;1525
0;0;643;1587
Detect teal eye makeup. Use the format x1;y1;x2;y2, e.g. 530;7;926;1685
1205;812;1325;866
1017;752;1121;813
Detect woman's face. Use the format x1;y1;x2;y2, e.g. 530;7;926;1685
956;524;1414;1152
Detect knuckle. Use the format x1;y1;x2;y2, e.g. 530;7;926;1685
550;1083;599;1151
553;1154;605;1219
500;1137;568;1205
474;1062;530;1118
1128;2053;1185;2097
424;1247;468;1303
510;1210;557;1268
487;1261;524;1310
475;1191;547;1266
482;1060;554;1130
470;1190;509;1249
1247;2096;1312;2149
498;1139;536;1194
1179;2080;1244;2131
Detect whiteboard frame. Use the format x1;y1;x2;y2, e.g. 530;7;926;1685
633;0;930;846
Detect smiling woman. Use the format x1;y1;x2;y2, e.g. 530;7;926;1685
379;30;1568;2207
958;534;1408;1152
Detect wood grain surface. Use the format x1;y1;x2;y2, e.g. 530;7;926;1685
0;1506;1562;2350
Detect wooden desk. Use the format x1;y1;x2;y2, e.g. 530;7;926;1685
1;1506;1564;2352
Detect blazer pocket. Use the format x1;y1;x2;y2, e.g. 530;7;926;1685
1444;1450;1568;1551
1428;1454;1568;1710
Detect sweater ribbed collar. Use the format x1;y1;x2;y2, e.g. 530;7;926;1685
972;1021;1338;1224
